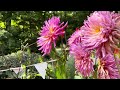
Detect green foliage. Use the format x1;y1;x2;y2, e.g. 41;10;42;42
0;50;42;68
0;49;43;79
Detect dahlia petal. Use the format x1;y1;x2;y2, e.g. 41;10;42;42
101;45;106;57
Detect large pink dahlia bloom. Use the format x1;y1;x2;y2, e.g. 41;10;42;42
98;54;119;79
37;16;68;56
70;43;94;77
81;11;120;58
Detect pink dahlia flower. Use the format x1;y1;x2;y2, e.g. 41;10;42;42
68;29;83;46
81;11;120;58
37;16;68;56
98;54;119;79
70;43;94;77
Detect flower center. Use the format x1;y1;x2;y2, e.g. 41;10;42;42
49;27;54;33
92;26;101;34
95;26;101;33
95;28;100;33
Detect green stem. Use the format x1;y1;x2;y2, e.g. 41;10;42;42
60;36;67;62
61;37;67;78
52;48;61;59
